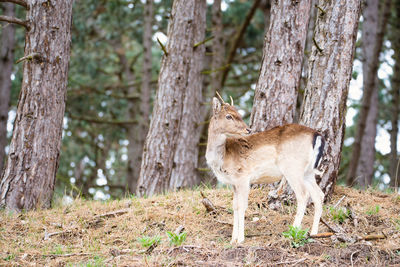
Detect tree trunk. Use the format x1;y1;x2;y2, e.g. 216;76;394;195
169;0;206;189
0;3;15;172
250;0;312;132
136;0;198;197
346;0;391;186
0;0;73;211
300;0;361;198
356;80;378;188
389;0;400;189
210;0;224;95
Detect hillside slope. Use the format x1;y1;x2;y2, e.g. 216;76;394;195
0;186;399;266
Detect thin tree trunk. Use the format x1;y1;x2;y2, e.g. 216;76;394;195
0;3;15;172
169;0;206;189
136;0;197;197
250;0;312;132
0;0;73;211
354;0;382;189
300;0;361;198
356;80;378;188
220;0;261;89
210;0;224;95
389;0;400;189
346;0;391;186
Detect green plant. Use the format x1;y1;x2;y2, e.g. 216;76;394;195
394;218;400;231
366;205;380;215
329;206;350;223
166;231;187;246
137;235;161;248
282;226;310;248
3;254;15;261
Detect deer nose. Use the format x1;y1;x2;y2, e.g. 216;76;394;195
246;128;251;134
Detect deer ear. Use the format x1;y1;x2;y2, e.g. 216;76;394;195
212;97;222;114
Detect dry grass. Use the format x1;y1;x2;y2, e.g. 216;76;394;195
0;186;399;266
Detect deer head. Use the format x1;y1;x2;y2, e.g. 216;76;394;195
209;96;251;138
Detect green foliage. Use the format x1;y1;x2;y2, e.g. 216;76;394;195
137;235;161;248
282;226;310;248
329;206;350;223
3;253;15;261
366;205;380;215
166;231;187;246
394;218;400;231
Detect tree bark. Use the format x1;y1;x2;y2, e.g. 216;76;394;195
0;0;73;211
389;0;400;189
354;0;386;188
250;0;312;132
300;0;361;198
169;0;206;189
210;0;224;95
346;0;391;186
0;3;15;172
356;80;378;188
136;0;198;197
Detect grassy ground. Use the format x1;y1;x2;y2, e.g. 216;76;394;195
0;186;399;266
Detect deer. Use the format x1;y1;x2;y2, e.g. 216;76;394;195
205;94;325;244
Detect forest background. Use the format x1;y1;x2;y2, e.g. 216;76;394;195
0;0;399;204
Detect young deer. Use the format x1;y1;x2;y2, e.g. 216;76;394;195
206;96;325;244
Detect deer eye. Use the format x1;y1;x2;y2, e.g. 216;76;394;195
226;114;233;120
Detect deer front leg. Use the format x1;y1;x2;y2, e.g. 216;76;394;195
231;182;250;244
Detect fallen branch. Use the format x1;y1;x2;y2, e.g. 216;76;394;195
0;15;29;30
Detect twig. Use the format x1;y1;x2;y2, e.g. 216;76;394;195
313;37;323;53
43;253;90;258
276;258;306;265
333;196;346;209
94;209;129;219
0;0;28;9
43;230;73;240
15;52;43;64
214;219;233;226
315;5;326;16
0;15;29;30
310;232;334;238
157;37;168;56
361;234;386;241
194;36;214;48
320;218;340;233
350;250;359;267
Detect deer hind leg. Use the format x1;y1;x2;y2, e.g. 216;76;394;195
231;182;249;244
283;171;309;229
304;173;324;235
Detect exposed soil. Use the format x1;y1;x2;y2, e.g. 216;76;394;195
0;186;399;266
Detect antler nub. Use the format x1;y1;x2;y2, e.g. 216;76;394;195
230;96;234;106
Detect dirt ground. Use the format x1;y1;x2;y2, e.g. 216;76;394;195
0;186;399;266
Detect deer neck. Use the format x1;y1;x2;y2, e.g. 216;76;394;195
206;132;227;170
